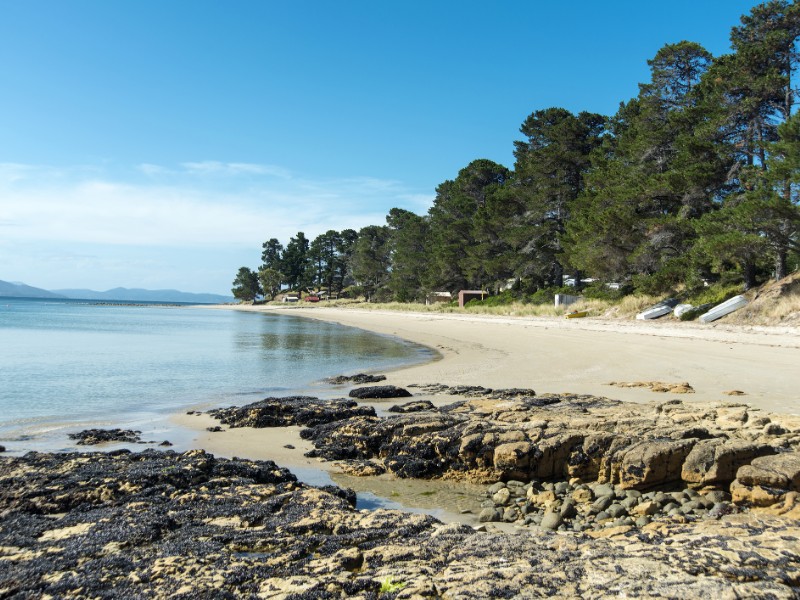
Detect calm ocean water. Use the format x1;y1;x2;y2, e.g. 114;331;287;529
0;298;431;453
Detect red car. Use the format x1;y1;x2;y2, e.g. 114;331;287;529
304;295;320;302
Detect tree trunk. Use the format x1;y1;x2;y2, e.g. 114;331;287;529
775;250;788;281
742;260;757;290
552;262;564;288
573;269;583;292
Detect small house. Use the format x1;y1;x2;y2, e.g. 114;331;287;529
426;291;452;306
458;290;488;308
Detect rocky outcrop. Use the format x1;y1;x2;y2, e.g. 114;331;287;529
681;439;776;485
732;452;800;506
408;384;539;399
324;373;387;385
1;450;799;598
348;385;413;399
208;396;375;428
302;391;800;501
388;400;435;413
68;428;143;445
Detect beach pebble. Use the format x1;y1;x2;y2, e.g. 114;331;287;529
478;508;502;523
503;507;519;522
554;481;571;495
593;484;615;498
572;487;594;503
540;511;562;530
704;490;730;504
493;488;512;506
607;504;627;519
591;496;614;513
560;499;577;519
487;482;507;495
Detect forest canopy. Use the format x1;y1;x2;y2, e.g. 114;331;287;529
234;1;800;304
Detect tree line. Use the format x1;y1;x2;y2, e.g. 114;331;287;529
234;1;800;303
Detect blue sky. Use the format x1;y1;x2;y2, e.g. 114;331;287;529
0;0;762;295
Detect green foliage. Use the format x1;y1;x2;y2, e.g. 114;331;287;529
231;267;261;302
686;282;743;307
350;225;391;301
257;267;283;300
528;287;559;305
379;577;407;595
579;281;628;301
239;2;799;306
468;290;516;307
282;232;310;290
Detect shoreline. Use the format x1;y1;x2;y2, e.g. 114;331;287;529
163;303;800;523
210;304;800;415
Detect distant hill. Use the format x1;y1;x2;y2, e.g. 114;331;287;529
53;287;234;304
0;280;65;299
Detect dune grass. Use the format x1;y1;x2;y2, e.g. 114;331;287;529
262;275;800;326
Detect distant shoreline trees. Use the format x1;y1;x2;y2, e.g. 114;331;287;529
235;0;799;304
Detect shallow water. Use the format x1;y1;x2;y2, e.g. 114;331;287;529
0;297;480;522
0;298;432;453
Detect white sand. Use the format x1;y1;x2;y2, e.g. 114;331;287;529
170;304;799;521
222;305;800;415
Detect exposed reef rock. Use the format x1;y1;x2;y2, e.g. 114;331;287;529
1;450;800;598
68;428;143;445
407;384;538;399
301;391;800;505
348;385;413;399
325;373;387;384
607;381;695;394
208;395;376;428
387;400;435;413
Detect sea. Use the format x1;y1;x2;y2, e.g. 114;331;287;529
0;297;431;453
0;297;486;520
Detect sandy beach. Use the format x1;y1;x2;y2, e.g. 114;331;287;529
172;303;800;501
217;305;800;415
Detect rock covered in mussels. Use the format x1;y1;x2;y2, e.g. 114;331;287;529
208;395;376;428
324;373;387;384
348;385;413;399
68;428;143;445
387;400;435;413
302;389;800;502
1;449;800;598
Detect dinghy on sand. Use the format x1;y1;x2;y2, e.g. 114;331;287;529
699;295;748;323
636;298;679;320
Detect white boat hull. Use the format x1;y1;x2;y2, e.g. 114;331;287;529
699;295;748;323
636;298;680;320
636;305;673;320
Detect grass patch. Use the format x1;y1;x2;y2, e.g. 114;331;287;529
379;577;407;595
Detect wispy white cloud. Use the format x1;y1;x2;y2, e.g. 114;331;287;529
0;162;433;248
180;161;292;179
137;161;294;179
0;161;434;293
